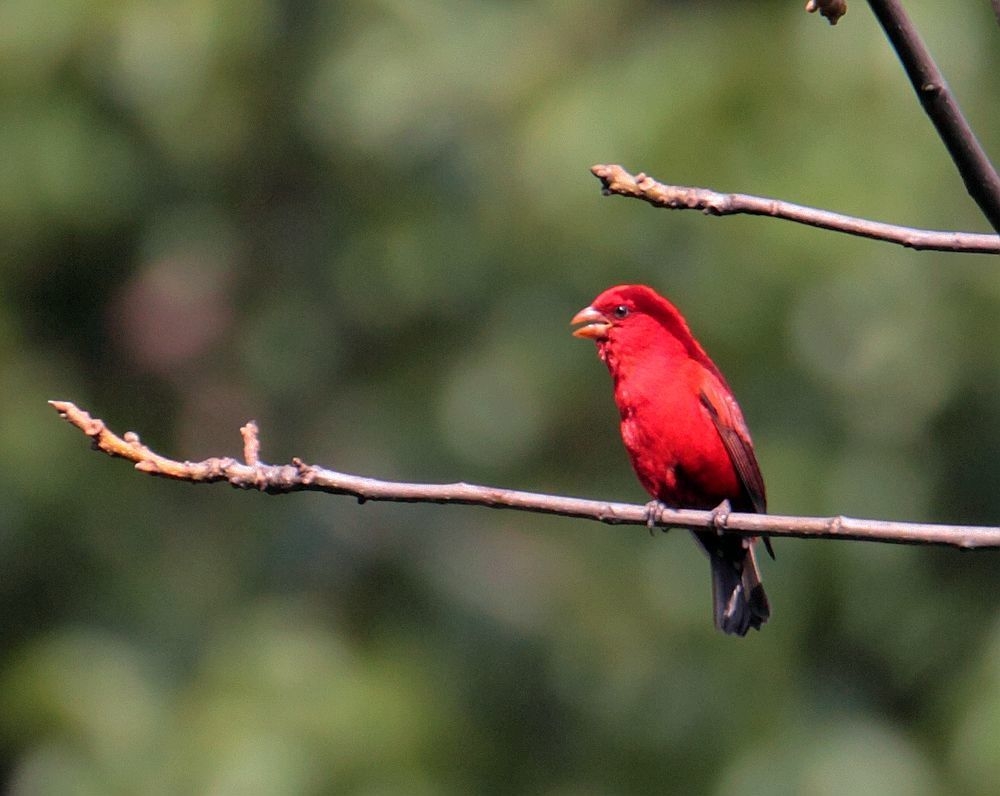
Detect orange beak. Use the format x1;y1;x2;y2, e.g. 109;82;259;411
571;306;611;340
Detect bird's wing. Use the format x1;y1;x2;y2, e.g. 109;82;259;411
698;380;767;514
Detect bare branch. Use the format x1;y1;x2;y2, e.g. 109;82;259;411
867;0;1000;234
993;0;1000;28
591;164;1000;254
50;400;1000;550
805;0;848;25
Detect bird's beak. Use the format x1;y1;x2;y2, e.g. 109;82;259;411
571;306;611;339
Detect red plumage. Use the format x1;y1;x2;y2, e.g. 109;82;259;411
572;284;770;636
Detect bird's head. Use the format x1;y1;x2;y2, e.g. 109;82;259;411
571;284;712;372
571;284;683;341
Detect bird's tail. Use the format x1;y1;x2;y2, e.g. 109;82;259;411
694;531;770;636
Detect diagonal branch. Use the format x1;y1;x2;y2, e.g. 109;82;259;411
867;0;1000;234
591;164;1000;254
50;400;1000;550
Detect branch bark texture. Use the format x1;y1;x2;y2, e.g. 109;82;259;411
591;165;1000;254
51;401;1000;550
867;0;1000;234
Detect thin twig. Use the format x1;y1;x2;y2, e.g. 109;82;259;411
867;0;1000;234
591;164;1000;254
50;400;1000;550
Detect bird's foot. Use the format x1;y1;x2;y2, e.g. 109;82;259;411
709;499;732;536
645;500;670;536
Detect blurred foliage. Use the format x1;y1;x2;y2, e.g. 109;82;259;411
1;0;999;793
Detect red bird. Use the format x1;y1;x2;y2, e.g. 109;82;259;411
572;284;770;636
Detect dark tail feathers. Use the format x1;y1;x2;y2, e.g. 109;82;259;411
695;531;770;636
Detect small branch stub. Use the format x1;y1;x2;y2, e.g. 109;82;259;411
806;0;848;25
49;400;1000;550
241;421;261;467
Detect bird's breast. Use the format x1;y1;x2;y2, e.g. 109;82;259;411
615;378;741;508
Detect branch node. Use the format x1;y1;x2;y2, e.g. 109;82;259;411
83;417;105;439
292;458;318;485
207;457;233;480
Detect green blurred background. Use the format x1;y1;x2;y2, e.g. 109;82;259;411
2;0;999;793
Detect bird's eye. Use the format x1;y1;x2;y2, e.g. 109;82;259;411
613;305;629;319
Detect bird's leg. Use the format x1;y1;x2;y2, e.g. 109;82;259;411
709;499;732;536
644;499;670;536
